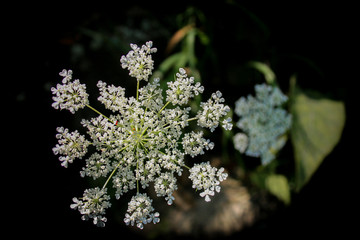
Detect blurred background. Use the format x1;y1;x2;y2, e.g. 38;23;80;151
7;0;356;238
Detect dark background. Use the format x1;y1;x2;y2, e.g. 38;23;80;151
6;1;356;238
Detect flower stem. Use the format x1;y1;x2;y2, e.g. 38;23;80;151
158;101;170;114
101;146;128;190
187;117;198;122
86;104;113;124
136;80;140;101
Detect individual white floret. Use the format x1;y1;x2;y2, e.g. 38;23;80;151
222;117;233;130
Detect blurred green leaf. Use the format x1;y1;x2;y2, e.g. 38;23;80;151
290;77;346;191
158;52;184;73
265;174;291;205
248;61;276;85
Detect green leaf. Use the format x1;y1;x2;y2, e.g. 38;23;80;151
265;174;291;205
290;77;346;191
158;52;184;73
248;61;276;85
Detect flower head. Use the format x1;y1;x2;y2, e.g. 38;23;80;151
120;41;157;81
188;162;228;202
197;91;231;132
70;187;111;227
51;69;89;114
182;131;214;158
80;152;111;179
52;127;90;168
234;83;291;164
52;41;231;229
97;81;127;112
154;172;178;205
124;193;160;229
166;68;204;105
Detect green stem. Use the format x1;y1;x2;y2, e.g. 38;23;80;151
187;117;198;122
162;116;198;130
101;145;128;190
158;101;171;114
86;104;113;123
136;80;140;101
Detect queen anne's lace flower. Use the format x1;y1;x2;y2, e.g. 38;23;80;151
188;162;228;202
52;127;90;168
154;172;178;205
197;91;231;132
70;187;111;227
182;131;214;158
51;69;89;114
52;41;231;229
97;81;127;112
124;193;160;229
166;68;204;105
80;152;111;179
234;83;292;164
120;41;157;81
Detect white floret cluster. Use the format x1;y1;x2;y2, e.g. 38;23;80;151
124;193;160;229
197;91;231;132
188;162;228;202
70;187;111;227
52;41;232;229
52;127;90;168
120;41;157;81
233;83;292;164
51;69;89;114
166;68;204;105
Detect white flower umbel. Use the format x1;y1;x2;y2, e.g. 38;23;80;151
234;83;292;164
80;152;111;179
182;131;214;158
124;193;160;229
70;187;111;227
97;81;127;112
154;172;178;205
52;127;90;168
233;132;248;154
52;41;232;228
120;41;157;82
197;91;231;132
51;69;89;114
188;162;228;202
166;68;204;106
